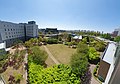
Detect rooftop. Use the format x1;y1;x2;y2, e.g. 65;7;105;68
102;42;117;64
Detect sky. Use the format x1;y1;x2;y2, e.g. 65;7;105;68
0;0;120;33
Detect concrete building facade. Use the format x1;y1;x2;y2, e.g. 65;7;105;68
112;28;120;37
0;20;38;48
98;42;120;84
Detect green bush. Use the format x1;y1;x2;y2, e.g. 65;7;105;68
88;47;100;64
95;42;106;52
14;72;23;83
28;46;48;65
70;53;88;76
28;63;81;84
47;38;58;44
77;42;89;54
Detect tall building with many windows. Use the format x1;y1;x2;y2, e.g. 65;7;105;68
112;28;120;37
0;20;38;48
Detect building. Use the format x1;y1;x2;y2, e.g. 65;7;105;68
72;35;82;42
0;20;38;48
112;28;120;37
45;28;59;34
98;42;120;84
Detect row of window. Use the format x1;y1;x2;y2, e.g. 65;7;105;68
6;35;24;39
5;32;24;35
3;24;17;27
5;28;24;31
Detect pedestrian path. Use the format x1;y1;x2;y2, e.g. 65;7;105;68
44;46;60;64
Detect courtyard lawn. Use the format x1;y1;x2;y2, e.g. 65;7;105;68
46;44;76;64
40;45;56;67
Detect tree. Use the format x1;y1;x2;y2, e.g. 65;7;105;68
70;41;89;78
67;34;71;42
88;47;100;64
77;42;89;55
70;53;88;76
114;36;120;42
28;46;48;65
25;41;32;48
95;42;106;52
38;36;43;42
81;37;87;44
58;36;62;41
47;38;58;44
101;33;111;40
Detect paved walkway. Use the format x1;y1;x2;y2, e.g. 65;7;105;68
23;49;28;84
44;46;60;64
90;64;100;84
0;76;5;84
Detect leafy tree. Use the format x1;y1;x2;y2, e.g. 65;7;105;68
70;53;88;76
47;38;58;44
77;42;89;55
33;38;38;43
81;37;87;44
38;36;43;42
88;47;100;64
114;36;120;42
101;33;111;40
70;42;89;78
25;41;33;48
67;34;71;42
58;36;62;41
95;42;106;52
28;46;48;65
42;38;48;42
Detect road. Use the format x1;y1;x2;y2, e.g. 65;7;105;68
44;46;60;64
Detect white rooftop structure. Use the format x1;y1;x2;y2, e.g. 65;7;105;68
102;42;117;64
73;35;82;40
0;42;6;49
97;41;120;84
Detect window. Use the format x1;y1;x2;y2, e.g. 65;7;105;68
6;36;8;38
5;29;6;31
5;32;7;35
8;29;9;31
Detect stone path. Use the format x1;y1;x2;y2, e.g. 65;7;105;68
90;64;100;84
44;46;60;64
24;51;28;84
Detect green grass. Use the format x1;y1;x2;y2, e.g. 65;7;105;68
46;44;76;64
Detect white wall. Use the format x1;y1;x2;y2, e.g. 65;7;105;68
0;42;6;49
